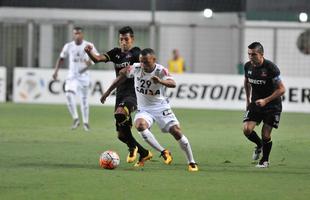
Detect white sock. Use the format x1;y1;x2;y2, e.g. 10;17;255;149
178;135;195;164
65;92;78;119
79;86;89;124
139;129;165;152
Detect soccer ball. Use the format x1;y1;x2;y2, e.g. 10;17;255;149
99;150;120;169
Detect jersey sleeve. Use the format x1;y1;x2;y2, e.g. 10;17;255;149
271;64;281;82
103;48;118;63
125;63;137;78
243;63;249;78
160;67;173;80
60;43;69;58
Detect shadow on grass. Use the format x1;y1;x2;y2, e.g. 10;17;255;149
17;162;100;170
13;161;310;175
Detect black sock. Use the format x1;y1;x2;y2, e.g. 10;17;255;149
117;129;129;144
245;131;262;148
121;125;148;156
261;138;272;162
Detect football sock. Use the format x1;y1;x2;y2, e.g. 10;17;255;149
121;125;148;156
65;92;78;119
80;86;89;124
246;131;262;148
139;129;165;152
178;135;195;164
261;138;272;162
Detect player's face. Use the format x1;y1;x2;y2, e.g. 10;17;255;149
73;30;83;44
248;48;264;66
140;54;156;72
119;33;134;52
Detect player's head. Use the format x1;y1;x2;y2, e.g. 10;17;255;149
140;48;156;72
73;27;84;44
172;49;180;59
118;26;134;52
248;42;264;66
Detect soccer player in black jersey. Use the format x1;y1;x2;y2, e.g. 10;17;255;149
84;26;151;164
243;42;286;168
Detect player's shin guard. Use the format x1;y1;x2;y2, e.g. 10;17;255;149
139;129;165;153
65;92;78;119
246;131;262;148
115;113;135;148
261;138;272;162
178;135;196;164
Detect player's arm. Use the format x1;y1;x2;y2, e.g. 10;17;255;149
255;80;285;107
100;67;129;104
84;44;108;63
244;77;251;107
151;67;176;88
52;57;65;80
151;76;176;88
53;44;68;80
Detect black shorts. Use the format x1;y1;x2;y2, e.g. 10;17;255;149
114;96;137;131
115;96;137;112
243;103;282;129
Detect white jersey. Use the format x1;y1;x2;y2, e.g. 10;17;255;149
127;63;174;110
60;40;98;79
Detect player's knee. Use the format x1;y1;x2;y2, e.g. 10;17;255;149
115;113;127;124
169;125;182;140
135;120;148;132
262;134;271;141
243;125;253;136
114;107;130;125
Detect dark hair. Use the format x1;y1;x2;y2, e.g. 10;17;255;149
248;42;264;54
73;26;83;32
141;48;155;56
118;26;134;37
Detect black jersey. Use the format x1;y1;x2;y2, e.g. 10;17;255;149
104;47;140;98
244;59;282;110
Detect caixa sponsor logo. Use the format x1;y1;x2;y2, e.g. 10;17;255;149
48;80;106;96
16;72;45;100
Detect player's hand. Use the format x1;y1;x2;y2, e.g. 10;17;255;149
52;72;58;80
100;92;109;104
255;99;267;107
84;44;93;53
151;76;162;84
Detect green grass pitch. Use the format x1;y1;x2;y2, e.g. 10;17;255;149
0;103;309;200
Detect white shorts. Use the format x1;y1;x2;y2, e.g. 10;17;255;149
134;107;179;133
65;76;90;95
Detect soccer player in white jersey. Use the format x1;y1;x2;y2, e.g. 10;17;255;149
52;27;99;131
100;48;198;172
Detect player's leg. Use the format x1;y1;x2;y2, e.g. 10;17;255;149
115;106;138;162
78;80;90;131
256;124;272;168
168;125;198;172
65;79;79;129
134;114;167;167
256;111;281;168
243;107;263;160
114;99;149;163
135;117;165;153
